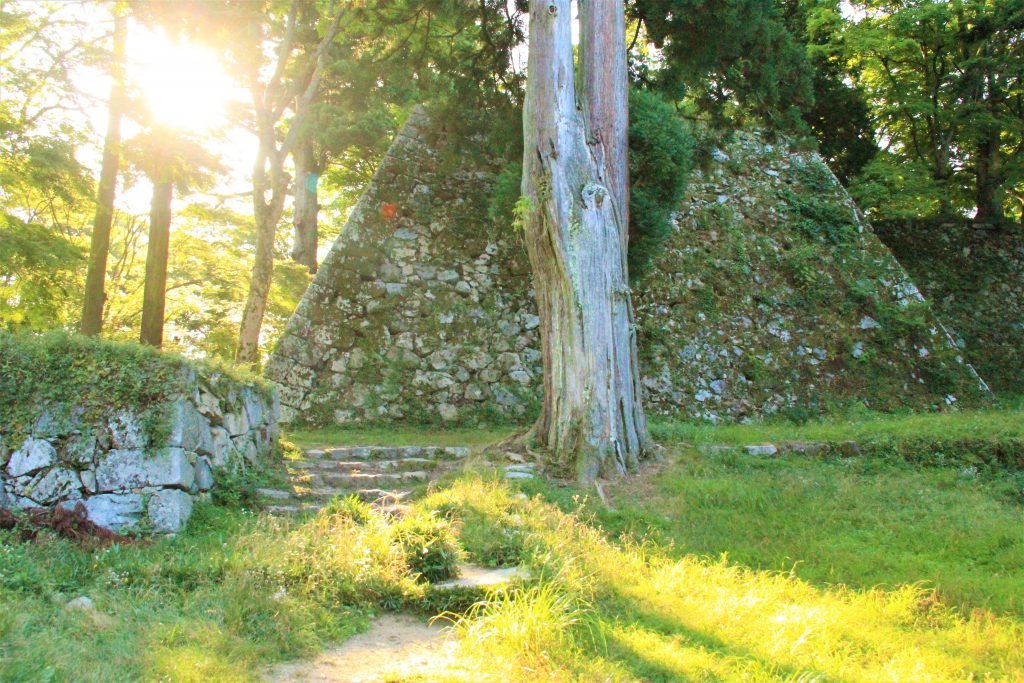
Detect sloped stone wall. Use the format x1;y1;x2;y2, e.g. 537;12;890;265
265;110;542;424
876;220;1024;395
266;112;986;427
1;365;279;533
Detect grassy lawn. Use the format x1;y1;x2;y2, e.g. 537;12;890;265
650;407;1024;446
1;415;1023;681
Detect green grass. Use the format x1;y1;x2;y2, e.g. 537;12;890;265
2;417;1023;681
651;407;1024;446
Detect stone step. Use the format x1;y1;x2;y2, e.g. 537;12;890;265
256;487;295;500
305;486;413;502
305;446;471;461
319;470;429;486
290;457;439;473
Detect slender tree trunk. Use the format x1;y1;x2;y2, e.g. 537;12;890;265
291;139;320;273
974;130;1004;224
80;12;126;336
140;148;173;348
520;0;651;483
235;134;288;367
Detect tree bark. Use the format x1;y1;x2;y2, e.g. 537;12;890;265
291;139;320;273
139;145;173;348
974;130;1004;224
80;12;126;336
235;131;288;367
234;4;345;367
520;0;651;483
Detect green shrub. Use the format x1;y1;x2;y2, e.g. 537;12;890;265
393;510;463;583
628;88;695;277
320;495;375;525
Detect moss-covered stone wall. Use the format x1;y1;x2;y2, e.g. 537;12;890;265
876;220;1024;396
265;114;987;427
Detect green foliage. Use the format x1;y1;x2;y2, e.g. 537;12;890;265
487;162;523;229
0;331;270;445
393;510;464;583
839;0;1024;222
632;0;814;131
627;89;695;276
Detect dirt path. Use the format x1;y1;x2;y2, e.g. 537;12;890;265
266;614;471;683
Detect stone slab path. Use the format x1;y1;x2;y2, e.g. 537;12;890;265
258;445;473;515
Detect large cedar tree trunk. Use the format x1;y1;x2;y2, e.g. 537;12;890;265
291;139;320;273
139;154;173;348
80;12;126;336
520;0;652;482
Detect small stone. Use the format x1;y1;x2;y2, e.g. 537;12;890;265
439;404;458;421
455;281;473;294
64;596;95;613
859;316;880;330
744;444;778;456
438;270;459;283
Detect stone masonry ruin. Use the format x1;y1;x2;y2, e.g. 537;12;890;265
1;350;280;533
266;109;988;426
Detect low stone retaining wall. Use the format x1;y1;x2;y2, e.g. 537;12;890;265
1;336;280;533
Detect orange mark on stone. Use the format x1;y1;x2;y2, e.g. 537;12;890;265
381;202;398;220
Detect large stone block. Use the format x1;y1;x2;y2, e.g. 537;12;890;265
167;398;213;454
71;494;144;530
148;489;193;533
6;438;56;477
95;448;195;492
21;468;81;504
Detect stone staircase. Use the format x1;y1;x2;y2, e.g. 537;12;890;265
257;445;472;516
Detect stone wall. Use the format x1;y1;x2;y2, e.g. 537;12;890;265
265;112;987;427
1;359;279;533
876;220;1024;395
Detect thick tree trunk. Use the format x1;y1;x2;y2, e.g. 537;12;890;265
291;139;320;273
521;0;651;483
974;131;1004;224
80;12;126;336
139;164;173;348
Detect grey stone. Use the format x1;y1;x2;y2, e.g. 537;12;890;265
744;443;778;456
23;468;80;504
74;493;144;530
109;411;147;448
439;404;458;421
464;384;486;401
168;398;213;453
148;489;193;534
222;410;247;437
208;427;236;468
194;457;214;492
241;387;267;430
509;369;532;385
64;596;96;613
6;438;56;477
196;389;223;421
455;281;473;294
493;387;520;407
95;448;195;492
437;269;459;283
